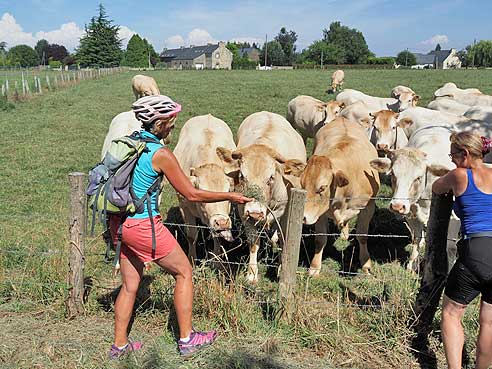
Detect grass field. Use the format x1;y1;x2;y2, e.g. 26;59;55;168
1;68;491;369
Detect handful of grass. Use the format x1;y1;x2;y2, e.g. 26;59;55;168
239;183;265;203
334;236;351;251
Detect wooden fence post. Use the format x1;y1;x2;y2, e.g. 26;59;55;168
66;172;87;317
412;193;453;338
277;188;306;322
46;75;51;91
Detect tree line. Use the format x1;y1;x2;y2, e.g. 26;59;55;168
2;4;492;69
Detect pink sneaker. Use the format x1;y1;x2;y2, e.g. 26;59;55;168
178;330;217;356
108;340;143;360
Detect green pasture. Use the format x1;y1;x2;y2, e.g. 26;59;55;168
1;69;491;368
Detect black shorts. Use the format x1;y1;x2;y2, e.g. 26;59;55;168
444;237;492;305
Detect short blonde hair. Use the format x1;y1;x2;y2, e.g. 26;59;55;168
450;131;484;158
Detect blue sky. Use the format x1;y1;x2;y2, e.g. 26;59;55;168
1;0;491;56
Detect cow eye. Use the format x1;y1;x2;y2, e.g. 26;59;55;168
267;174;275;185
392;126;397;130
416;176;423;183
316;185;327;195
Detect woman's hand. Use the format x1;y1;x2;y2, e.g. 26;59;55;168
229;192;253;204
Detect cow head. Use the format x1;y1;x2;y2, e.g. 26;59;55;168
216;144;305;223
189;164;234;241
297;155;349;225
370;148;450;215
318;101;344;125
369;110;413;152
393;92;420;112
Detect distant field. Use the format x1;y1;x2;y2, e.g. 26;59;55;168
1;69;491;369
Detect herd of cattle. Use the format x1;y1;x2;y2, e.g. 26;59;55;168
101;73;492;283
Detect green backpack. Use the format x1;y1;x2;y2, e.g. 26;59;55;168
87;131;163;270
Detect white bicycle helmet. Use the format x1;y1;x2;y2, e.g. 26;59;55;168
132;95;182;125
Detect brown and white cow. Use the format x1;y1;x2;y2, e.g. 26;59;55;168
217;111;307;283
173;114;237;262
330;69;345;93
337;89;419;113
368;110;411;152
296;117;380;275
286;95;344;144
131;74;160;100
370;126;454;270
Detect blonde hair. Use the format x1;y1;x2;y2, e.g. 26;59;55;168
450;131;484;158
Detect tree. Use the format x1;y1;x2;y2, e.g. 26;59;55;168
298;40;344;65
395;50;417;66
435;43;442;51
0;41;7;53
46;44;69;62
274;27;298;65
259;41;285;66
76;4;122;67
35;39;49;64
322;21;373;64
8;45;39;67
465;40;492;67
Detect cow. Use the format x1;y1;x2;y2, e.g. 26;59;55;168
463;105;492;124
216;111;307;283
427;97;470;116
397;107;472;138
330;69;345;93
131;74;161;100
340;100;373;128
434;82;492;107
286;95;344;144
173;114;237;262
391;85;416;99
101;111;142;159
295;117;380;275
369;110;411;152
336;89;419;113
370;126;454;271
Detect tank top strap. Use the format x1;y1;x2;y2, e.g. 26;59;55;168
466;168;478;192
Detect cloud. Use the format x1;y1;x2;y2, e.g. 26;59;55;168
0;12;137;51
118;25;136;48
421;34;449;46
164;28;216;48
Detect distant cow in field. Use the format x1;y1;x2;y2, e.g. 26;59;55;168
286;95;344;144
173;114;237;262
295;117;380;276
329;69;344;93
131;74;160;100
216;111;306;283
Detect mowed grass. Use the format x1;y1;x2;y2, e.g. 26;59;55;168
1;68;491;368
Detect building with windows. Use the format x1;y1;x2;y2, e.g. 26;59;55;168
412;48;462;69
160;42;232;70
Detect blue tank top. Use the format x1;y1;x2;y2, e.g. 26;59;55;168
453;168;492;235
129;130;163;219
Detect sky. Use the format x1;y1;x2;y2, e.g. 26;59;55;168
0;0;491;56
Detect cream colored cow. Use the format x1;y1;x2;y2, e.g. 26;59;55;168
216;111;306;283
286;95;344;144
434;82;492;106
131;74;160;100
337;89;419;113
330;69;345;93
427;98;470;116
295;117;380;275
391;85;416;99
173;114;237;262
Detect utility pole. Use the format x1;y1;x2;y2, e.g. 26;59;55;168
405;47;408;67
148;50;151;69
264;34;268;68
321;50;324;69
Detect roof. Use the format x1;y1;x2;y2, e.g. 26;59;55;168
429;49;453;65
160;44;219;61
414;53;435;65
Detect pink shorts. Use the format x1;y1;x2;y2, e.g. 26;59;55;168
109;215;179;263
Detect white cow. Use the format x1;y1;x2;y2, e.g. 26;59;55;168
370;126;455;270
216;111;306;283
391;85;416;99
340;100;373;128
330;69;345;93
434;82;492;107
286;95;344;144
463;106;492;124
427;97;470;116
173;114;237;262
337;89;418;113
131;74;161;100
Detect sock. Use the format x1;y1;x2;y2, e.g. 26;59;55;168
117;343;129;350
180;336;190;343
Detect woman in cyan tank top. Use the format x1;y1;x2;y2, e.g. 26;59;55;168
108;95;251;359
433;131;492;369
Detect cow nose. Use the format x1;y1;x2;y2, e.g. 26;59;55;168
246;210;265;220
391;202;406;213
377;143;388;151
214;217;231;230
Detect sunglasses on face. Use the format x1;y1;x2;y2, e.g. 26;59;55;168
448;150;463;159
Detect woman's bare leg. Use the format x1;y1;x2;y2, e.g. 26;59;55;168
476;300;492;369
441;295;467;369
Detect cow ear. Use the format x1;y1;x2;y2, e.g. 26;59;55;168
370;157;392;173
283;159;306;177
334;170;349;187
397;117;414;128
427;164;450;177
359;117;373;129
317;104;326;112
216;147;240;174
338;102;345;110
413;95;420;102
272;150;287;164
